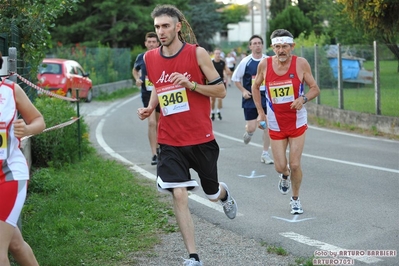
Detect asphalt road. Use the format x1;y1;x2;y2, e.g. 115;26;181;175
80;86;399;266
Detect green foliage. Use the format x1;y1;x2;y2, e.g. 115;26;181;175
336;0;399;70
185;0;224;49
50;0;189;49
220;4;249;31
31;97;93;168
22;154;175;265
267;6;312;41
269;0;291;20
50;43;131;85
0;0;81;74
267;245;288;256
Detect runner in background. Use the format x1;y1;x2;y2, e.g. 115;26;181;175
232;35;273;164
133;32;161;165
210;48;231;121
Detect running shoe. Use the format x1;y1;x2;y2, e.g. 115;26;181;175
290;197;304;214
243;132;252;144
219;182;237;219
261;152;274;164
217;112;222;120
211;113;215;121
278;174;291;195
183;258;203;266
151;155;158;165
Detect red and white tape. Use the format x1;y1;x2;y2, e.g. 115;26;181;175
9;72;78;102
21;117;81;141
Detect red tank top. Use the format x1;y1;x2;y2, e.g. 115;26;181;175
145;43;214;146
265;55;306;131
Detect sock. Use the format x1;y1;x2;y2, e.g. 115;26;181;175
216;109;220;113
221;191;228;202
189;253;200;261
248;132;254;136
282;174;289;179
262;150;269;155
292;196;298;200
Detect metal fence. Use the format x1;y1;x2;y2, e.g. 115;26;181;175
47;46;132;86
1;24;36;100
294;43;399;117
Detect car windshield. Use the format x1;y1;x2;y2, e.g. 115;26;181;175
39;63;62;74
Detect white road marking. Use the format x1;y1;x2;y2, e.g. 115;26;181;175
272;215;316;223
238;170;266;178
280;232;382;264
213;131;399;174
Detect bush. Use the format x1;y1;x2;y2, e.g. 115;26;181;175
31;96;94;168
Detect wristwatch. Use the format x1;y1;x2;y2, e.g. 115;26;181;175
302;95;308;104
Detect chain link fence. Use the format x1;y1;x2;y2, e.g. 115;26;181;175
294;43;398;117
47;46;132;86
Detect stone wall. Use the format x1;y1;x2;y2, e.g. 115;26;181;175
306;102;399;136
92;79;133;97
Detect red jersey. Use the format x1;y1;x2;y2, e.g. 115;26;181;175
145;43;214;146
265;56;307;131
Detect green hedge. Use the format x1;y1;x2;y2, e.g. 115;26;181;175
31;97;94;169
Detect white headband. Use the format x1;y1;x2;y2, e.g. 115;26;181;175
271;36;294;45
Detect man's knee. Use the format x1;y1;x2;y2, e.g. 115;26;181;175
172;187;188;201
9;239;23;254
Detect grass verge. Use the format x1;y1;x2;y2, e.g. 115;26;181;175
18;153;175;266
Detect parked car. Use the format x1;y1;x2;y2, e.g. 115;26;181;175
37;58;93;102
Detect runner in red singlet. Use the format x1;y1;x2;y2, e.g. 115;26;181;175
252;29;320;215
137;5;237;266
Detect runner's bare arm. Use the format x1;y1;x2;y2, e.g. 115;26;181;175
252;58;267;122
14;84;46;137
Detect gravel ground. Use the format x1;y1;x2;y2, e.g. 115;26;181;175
128;211;299;266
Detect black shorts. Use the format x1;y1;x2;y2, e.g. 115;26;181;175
244;107;266;121
141;91;160;112
157;140;220;197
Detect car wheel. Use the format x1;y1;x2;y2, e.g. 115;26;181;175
85;89;93;103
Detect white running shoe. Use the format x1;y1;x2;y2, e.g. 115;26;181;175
219;182;237;219
243;132;252;144
278;174;291;195
290;197;304;214
261;153;274;164
183;258;203;266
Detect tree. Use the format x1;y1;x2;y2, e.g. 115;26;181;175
219;4;249;31
185;0;224;49
51;0;188;49
337;0;399;71
0;0;81;73
269;0;291;19
296;0;326;36
267;6;312;41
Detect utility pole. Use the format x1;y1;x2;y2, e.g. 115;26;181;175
261;0;267;48
251;0;254;36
